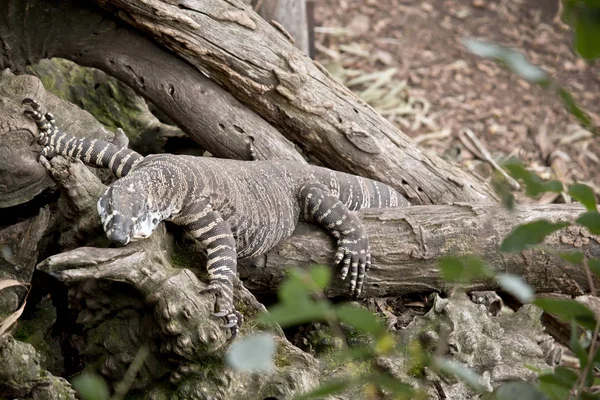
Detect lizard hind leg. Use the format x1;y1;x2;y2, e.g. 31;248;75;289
299;183;370;296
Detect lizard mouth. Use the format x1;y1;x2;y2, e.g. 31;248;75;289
131;233;151;241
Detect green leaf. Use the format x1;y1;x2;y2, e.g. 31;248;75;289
335;304;386;337
279;276;311;305
570;320;589;368
538;367;580;400
558;251;585;265
503;159;563;197
538;378;571;400
569;183;597;211
492;173;516;210
588;259;600;277
500;220;569;252
71;374;110;400
494;381;549;400
556;87;594;128
463;39;550;83
437;359;485;392
309;265;331;290
562;2;600;60
464;38;594;128
293;379;351;400
550;366;579;388
369;374;414;396
261;302;330;328
438;254;492;283
496;274;534;303
534;297;597;330
577;211;600;234
225;333;275;372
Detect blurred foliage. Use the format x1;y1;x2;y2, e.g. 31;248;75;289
562;0;600;60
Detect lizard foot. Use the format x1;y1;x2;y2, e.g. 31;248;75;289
23;98;52;138
23;98;57;160
201;283;243;338
334;234;370;296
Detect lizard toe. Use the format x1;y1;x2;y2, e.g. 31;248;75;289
349;254;359;293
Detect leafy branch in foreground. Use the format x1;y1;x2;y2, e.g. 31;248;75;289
461;160;600;399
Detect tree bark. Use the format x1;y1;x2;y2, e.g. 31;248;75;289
82;0;497;204
253;0;310;55
239;203;598;297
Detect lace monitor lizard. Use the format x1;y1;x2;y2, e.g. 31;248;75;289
23;98;410;336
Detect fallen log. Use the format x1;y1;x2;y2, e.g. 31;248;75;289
239;203;598;297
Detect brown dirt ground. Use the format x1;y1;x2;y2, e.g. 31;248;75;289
313;0;600;202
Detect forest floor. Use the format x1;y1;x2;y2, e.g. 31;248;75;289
313;0;600;203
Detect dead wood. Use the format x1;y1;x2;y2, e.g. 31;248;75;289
253;0;311;55
0;336;77;400
86;0;497;204
0;0;303;163
0;0;497;204
0;70;117;208
239;203;599;297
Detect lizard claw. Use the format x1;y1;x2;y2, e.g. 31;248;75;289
22;98;41;108
212;310;229;318
23;98;54;142
202;283;243;338
336;236;369;296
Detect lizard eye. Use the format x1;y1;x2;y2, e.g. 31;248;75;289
152;218;159;225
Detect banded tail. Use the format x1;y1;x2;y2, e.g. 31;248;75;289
23;98;143;178
331;171;410;210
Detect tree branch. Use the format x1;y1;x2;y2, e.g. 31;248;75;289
89;0;497;204
0;0;303;162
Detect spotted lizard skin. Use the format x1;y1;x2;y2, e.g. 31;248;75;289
23;98;410;336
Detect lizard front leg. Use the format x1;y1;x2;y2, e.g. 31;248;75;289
22;98;57;168
172;202;242;337
23;98;143;177
299;183;370;296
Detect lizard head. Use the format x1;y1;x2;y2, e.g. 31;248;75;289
97;184;162;245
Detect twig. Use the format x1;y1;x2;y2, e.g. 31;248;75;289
460;128;521;190
571;317;600;399
253;0;264;13
314;42;340;60
111;344;150;400
569;258;599;399
414;129;452;144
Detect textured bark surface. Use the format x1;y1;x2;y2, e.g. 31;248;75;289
254;0;310;54
27;58;192;156
80;0;496;204
0;207;50;315
239;203;599;297
0;337;76;400
395;294;560;396
0;0;303;163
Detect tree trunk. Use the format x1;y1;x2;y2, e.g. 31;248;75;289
239;203;598;297
253;0;310;55
0;0;304;163
88;0;496;204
